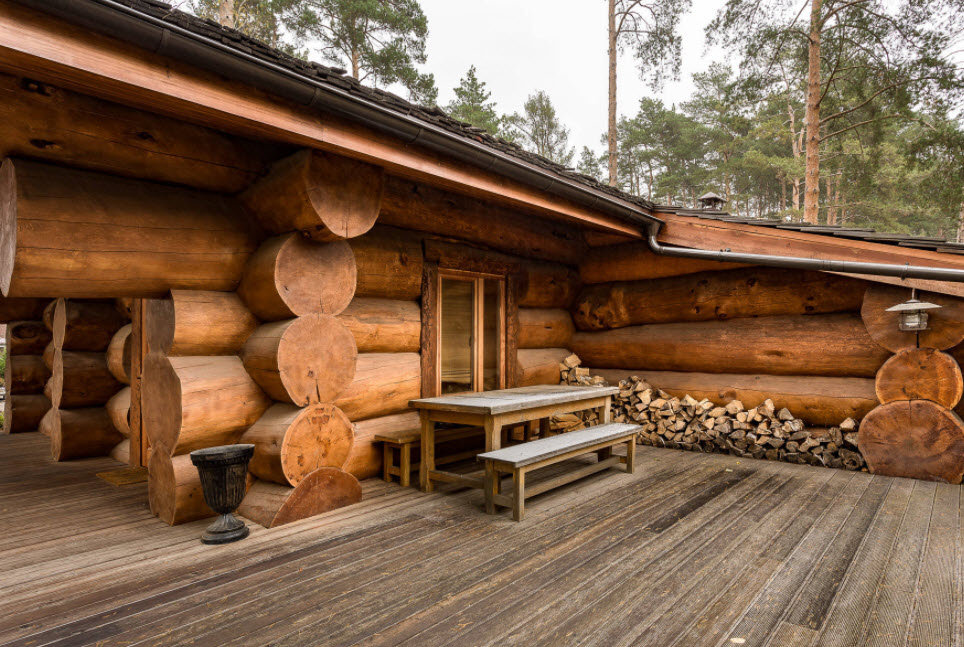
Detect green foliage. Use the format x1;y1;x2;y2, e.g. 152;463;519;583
189;0;307;55
0;348;5;384
503;91;575;167
446;66;501;135
577;147;603;182
613;0;691;89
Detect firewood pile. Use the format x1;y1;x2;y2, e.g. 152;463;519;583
558;354;866;472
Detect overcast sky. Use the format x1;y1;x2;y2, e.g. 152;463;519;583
417;0;726;157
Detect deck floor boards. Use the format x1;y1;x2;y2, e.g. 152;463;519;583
0;432;961;647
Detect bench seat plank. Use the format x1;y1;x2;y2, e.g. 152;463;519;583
477;423;639;468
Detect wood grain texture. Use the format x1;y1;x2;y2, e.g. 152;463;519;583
335;352;421;421
42;299;127;351
241;316;357;405
6;320;51;355
516;348;571;386
238;234;357;320
145;291;258;357
48;351;122;408
347;226;424;301
518;309;575;349
106;324;132;385
337;297;421;353
238;467;362;528
241;403;354;486
0;296;47;323
148;451;215;525
572;314;890;378
50;407;124;461
875;348;963;408
862;284;964;352
859;400;964;483
343;411;420;480
7;353;48;394
519;262;581;309
106;386;131;437
580;241;749;284
2;393;49;434
0;157;259;297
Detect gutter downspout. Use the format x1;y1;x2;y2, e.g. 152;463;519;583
646;222;964;284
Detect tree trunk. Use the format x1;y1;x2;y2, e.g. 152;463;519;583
48;351;122;408
957;201;964;244
44;299;127;352
218;0;236;28
803;0;822;224
145;291;259;357
607;0;618;186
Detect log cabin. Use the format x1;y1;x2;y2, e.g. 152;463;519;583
3;0;964;529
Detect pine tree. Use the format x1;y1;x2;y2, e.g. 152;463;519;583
503;91;575;167
445;66;501;135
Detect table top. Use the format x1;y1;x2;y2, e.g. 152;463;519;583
409;385;618;415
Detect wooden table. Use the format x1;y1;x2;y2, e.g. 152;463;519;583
409;385;619;492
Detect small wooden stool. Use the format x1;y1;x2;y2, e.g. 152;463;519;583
376;426;481;487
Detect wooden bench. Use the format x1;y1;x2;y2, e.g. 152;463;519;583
375;426;481;487
477;422;640;521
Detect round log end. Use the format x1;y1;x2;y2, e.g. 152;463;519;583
107;324;133;384
0;158;16;297
859;400;964;483
862;285;964;352
875;348;963;408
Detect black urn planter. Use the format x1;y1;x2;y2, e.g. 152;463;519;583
190;444;255;545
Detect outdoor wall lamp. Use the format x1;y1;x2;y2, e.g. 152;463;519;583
885;290;942;332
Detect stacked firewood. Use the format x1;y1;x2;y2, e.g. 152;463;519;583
559;355;866;471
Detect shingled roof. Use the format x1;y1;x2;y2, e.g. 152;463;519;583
56;0;962;255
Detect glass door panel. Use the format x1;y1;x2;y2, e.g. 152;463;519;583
440;277;475;394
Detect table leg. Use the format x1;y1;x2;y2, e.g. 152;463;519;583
485;417;503;452
419;410;435;493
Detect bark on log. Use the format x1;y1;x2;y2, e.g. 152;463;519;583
110;439;130;464
588;368;878;426
43;299;127;351
580;242;749;284
337;298;421;353
0;296;47;323
0;157;259;297
242;316;357;405
518;309;575;349
2;394;50;434
6;320;51;355
516;348;571;386
142;355;272;456
238;468;362;528
573;268;867;330
148;451;215;525
875;348;963;408
335;353;420;421
379;177;585;264
241;403;354;486
347;226;424;300
862;285;964;352
343;411;420;480
238;234;357;320
107;324;133;385
106;386;132;437
241;149;384;241
50;407;124;461
144;291;259;357
571;314;890;378
519;262;581;309
6;354;48;394
49;351;122;408
859;400;964;483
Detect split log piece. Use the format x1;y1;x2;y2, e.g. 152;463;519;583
238;467;362;528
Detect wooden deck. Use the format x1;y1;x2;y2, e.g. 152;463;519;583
0;432;961;647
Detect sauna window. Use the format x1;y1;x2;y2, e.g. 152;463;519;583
438;272;505;394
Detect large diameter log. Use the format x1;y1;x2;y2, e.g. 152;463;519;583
862;285;964;352
0;296;47;323
875;348;963;408
50;407;124;461
334;353;420;421
6;320;51;355
49;351;122;408
519;262;581;309
573;268;867;331
518;309;574;349
343;411;420;480
238;468;362;528
580;242;749;284
145;291;259;357
38;408;57;437
379;177;585;264
2;394;50;434
107;324;133;385
148;451;215;525
571;314;890;378
516;348;571;386
6;354;48;394
43;299;127;351
238;234;357;320
106;386;132;437
241;404;354;486
142;355;272;456
242;316;357;405
0;157;259;297
110;439;130;464
337;298;421;353
859;400;964;483
241;149;384;241
589;369;878;426
347;227;424;301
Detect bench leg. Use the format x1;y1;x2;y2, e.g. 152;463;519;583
626;438;636;474
512;468;526;522
400;443;412;488
420;412;434;493
382;445;393;483
597;446;613;461
484;462;498;515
